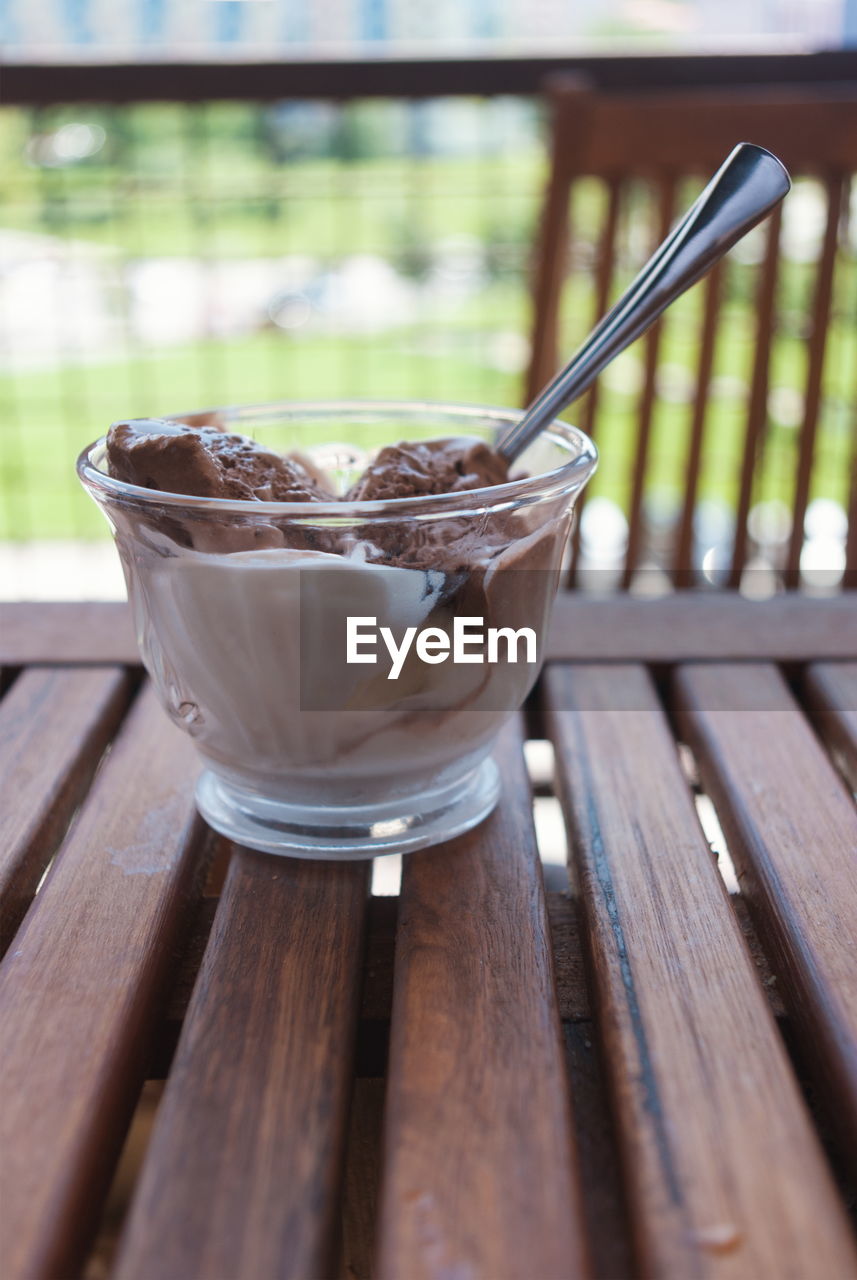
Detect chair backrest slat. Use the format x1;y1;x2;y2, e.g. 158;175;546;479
568;174;623;587
675;261;723;587
785;173;846;581
572;91;857;175
525;79;591;404
728;204;783;588
622;175;677;588
847;432;857;590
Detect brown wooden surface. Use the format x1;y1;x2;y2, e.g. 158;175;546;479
3;603;857;1279
674;262;722;586
0;665;131;954
5;594;856;667
0;686;206;1280
376;720;591;1280
158;890;791;1058
728;205;782;588
848;422;857;589
785;175;845;580
674;663;857;1161
565;89;857;174
567;175;622;586
805;661;857;790
545;592;857;662
114;849;370;1280
622;177;676;590
5;51;857;106
545;663;857;1278
0;601;138;665
524;77;590;402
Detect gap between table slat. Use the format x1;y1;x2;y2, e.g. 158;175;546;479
375;718;592;1280
674;662;857;1169
0;685;207;1280
343;1077;387;1280
803;662;857;792
0;665;132;956
113;848;371;1280
545;663;857;1279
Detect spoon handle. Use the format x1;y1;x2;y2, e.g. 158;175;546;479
498;142;790;463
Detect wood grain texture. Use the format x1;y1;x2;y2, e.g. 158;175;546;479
786;175;845;579
622;175;676;589
545;663;857;1279
0;685;206;1280
568;174;622;588
156;890;789;1072
0;601;138;665
565;89;857;174
114;848;370;1280
579;174;622;448
804;662;857;790
729;205;782;587
545;591;857;663
4;53;857;107
157;894;396;1073
9;595;855;669
376;720;591;1280
847;407;857;587
524;76;592;402
0;666;131;955
674;662;857;1161
674;261;722;586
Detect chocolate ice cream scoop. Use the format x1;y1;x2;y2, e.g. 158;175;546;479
106;419;333;503
346;436;509;502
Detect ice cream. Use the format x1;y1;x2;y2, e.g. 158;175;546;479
345;436;509;501
88;411;589;854
106;417;524;564
107;418;333;502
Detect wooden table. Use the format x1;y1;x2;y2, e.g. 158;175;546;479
1;595;856;1280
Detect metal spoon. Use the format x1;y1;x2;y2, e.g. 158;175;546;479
497;142;791;463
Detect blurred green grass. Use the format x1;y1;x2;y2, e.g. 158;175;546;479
0;101;853;542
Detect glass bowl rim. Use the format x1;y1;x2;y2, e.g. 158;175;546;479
77;398;598;520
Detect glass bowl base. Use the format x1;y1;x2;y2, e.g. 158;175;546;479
194;755;500;860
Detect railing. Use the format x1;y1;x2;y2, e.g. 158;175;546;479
0;54;854;594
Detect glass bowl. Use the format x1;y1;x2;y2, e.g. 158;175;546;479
78;400;597;858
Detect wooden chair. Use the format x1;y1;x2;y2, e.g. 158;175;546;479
527;80;857;589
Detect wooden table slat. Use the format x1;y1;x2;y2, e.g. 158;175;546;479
375;719;592;1280
804;661;857;791
546;663;857;1279
545;593;857;663
0;685;206;1280
114;849;371;1280
674;662;857;1164
3;593;857;667
1;600;854;1280
0;665;131;955
0;601;138;665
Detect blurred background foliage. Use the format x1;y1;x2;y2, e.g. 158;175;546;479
0;98;853;567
